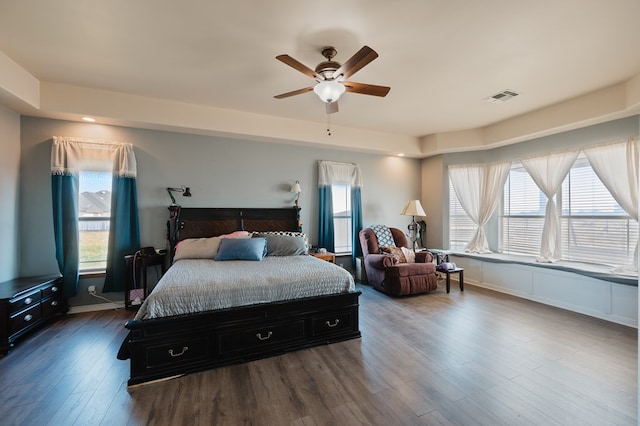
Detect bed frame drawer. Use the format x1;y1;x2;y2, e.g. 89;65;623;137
122;291;362;386
145;337;209;368
311;308;358;337
218;319;306;355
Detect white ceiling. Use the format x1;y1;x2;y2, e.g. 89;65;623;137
1;0;639;156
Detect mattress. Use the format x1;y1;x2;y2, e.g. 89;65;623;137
134;255;355;320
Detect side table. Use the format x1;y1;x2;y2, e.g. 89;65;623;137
124;252;166;310
437;266;464;293
310;251;336;263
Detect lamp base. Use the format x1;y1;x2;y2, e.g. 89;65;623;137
407;216;418;252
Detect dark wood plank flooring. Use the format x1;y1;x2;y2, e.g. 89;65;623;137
0;282;636;425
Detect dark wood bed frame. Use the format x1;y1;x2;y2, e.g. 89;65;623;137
119;206;361;387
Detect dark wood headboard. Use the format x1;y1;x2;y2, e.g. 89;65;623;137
167;206;302;257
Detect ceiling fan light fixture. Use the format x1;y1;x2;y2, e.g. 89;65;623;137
313;80;345;103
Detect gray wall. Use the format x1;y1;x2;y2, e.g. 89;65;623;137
0;105;20;281
425;115;640;250
19;117;422;306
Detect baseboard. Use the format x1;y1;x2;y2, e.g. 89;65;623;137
68;301;125;314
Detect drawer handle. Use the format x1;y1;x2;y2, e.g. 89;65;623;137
51;301;58;307
325;319;340;328
51;286;59;292
24;314;33;322
256;331;273;341
24;297;33;305
168;346;188;357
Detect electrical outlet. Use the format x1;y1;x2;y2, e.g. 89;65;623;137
88;285;96;294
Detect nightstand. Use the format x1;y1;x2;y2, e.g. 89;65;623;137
310;251;336;263
124;252;166;310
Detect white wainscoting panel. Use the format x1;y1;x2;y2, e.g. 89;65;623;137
451;255;638;328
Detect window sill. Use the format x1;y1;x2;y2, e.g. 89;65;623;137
80;271;106;279
449;251;638;286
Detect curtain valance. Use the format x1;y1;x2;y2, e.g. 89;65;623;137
318;160;363;188
51;136;137;177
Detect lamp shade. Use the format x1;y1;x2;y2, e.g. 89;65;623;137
290;180;301;193
313;80;346;103
400;199;426;217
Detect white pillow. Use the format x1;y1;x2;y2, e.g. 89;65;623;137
400;247;416;263
173;237;222;262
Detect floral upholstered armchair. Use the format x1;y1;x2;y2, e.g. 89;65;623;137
359;226;438;296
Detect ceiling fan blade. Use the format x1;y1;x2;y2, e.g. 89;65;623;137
276;54;322;80
274;87;314;99
326;101;339;114
343;81;391;97
332;46;378;80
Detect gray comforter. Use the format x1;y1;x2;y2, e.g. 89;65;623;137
134;255;355;320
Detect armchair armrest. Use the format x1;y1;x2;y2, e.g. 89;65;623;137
365;253;398;269
415;251;434;263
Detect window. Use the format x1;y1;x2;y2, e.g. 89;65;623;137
332;184;352;254
448;180;475;251
78;171;112;271
501;154;638;265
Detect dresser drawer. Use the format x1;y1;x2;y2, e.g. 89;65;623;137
10;303;42;335
145;337;209;368
41;296;63;318
41;283;62;300
311;309;357;337
9;290;41;315
218;319;305;355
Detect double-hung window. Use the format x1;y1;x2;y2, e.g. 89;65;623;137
332;184;352;254
448;180;476;251
78;171;112;272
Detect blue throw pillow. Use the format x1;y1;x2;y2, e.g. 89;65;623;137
215;237;267;261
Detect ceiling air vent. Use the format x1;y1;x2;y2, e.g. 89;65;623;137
484;89;520;103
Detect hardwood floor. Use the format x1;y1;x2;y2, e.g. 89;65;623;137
0;282;636;425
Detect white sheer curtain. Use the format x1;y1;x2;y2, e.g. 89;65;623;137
449;161;510;253
522;150;579;262
584;138;639;274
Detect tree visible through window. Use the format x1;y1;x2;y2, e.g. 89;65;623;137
78;171;112;271
332;184;352;254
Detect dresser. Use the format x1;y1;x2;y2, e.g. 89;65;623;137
0;275;67;354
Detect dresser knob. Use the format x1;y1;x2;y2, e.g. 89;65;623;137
51;301;58;307
24;314;33;322
51;286;59;292
24;297;33;305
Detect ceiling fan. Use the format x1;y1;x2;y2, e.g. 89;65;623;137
274;46;390;114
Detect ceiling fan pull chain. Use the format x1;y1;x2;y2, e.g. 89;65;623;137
326;112;332;136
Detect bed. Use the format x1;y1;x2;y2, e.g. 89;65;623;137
118;206;361;387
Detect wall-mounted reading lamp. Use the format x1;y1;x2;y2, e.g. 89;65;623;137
167;186;192;205
290;180;301;207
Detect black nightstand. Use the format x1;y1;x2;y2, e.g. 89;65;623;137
124;252;166;310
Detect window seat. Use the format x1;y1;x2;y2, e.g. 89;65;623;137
450;252;637;286
447;252;637;327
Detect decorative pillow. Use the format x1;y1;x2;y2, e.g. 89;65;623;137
215;237;267;261
253;233;307;256
251;231;308;249
173;237;222;262
220;230;251;239
371;225;396;251
382;246;407;263
400;246;415;263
